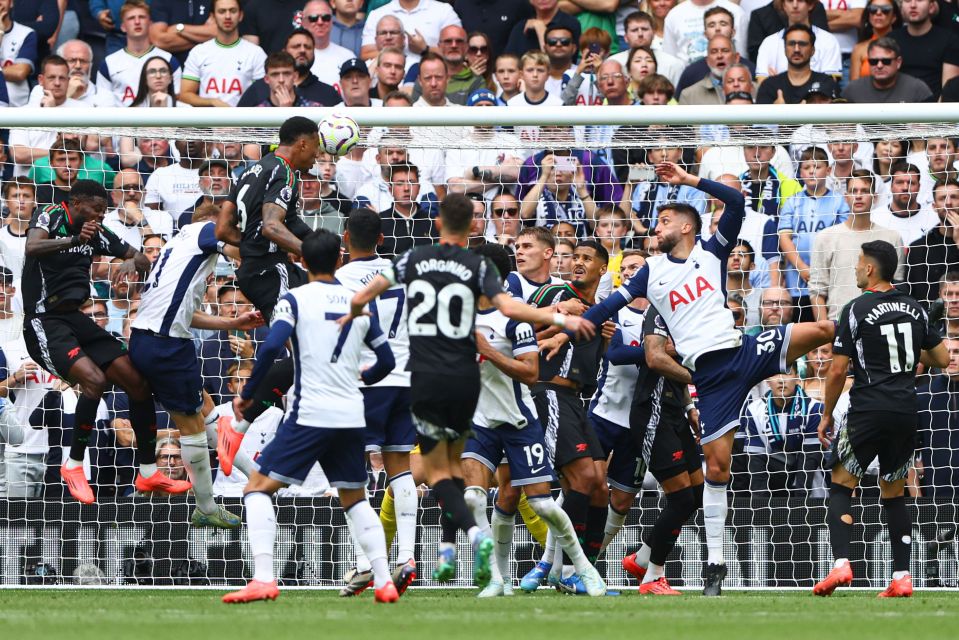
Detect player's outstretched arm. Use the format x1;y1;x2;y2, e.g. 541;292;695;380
190;310;264;331
606;329;645;366
492;292;595;340
818;353;850;446
25;223;97;256
360;322;395;385
476;330;539;386
644;333;692;384
261;203;304;256
920;342;950;369
341;274;392;326
215;201;242;247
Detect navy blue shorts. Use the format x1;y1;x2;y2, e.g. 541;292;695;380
589;411;645;493
128;330;203;414
692;325;793;445
256;422;367;488
463;420;555;487
362;386;416;453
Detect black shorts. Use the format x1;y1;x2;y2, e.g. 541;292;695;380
533;385;603;470
631;396;701;483
24;311;127;381
236;256;307;320
410;370;480;452
835;410;917;482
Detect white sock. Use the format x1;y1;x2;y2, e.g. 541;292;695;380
703;481;728;566
180;433;217;513
65;458;83;470
540;492;563;565
348;500;391;589
467;525;481;546
139;463;157;478
636;543;652;568
491;506;515;584
892;570;910;581
234;418;251;435
244;492;275;582
642;562;665;584
600;505;628;556
528;495;593;577
344;503;372;572
390;472;418;565
834;558;849;569
204;418;218;449
464;486;490;533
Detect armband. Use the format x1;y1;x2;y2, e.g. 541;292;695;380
685;403;696;414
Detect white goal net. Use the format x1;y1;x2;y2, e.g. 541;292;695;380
0;105;957;589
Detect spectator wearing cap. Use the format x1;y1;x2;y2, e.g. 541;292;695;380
303;0;355;90
842;37;933;103
504;0;581;57
756;24;838;104
338;57;382;106
104;169;174;249
238;29;341;107
446;88;526;200
407;25;485;105
678;34;740;105
754;0;842;82
176;159;233;229
361;0;462;64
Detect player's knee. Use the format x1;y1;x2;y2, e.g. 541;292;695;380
78;369;107;398
704;459;731;483
464;485;488;513
668;485;697;515
526;495;558;521
610;489;634;513
497;484;520;512
815;319;835;341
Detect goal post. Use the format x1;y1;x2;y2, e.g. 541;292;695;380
0;105;957;589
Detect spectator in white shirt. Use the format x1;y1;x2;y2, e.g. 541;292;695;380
755;0;842;80
178;0;266;107
870;161;940;246
0;0;38;107
0;177;33;282
662;0;747;64
360;0;461;63
104;169;174;249
26;40;114;108
304;0;355;91
365;14;408;66
8;56;81;176
542;23;577;98
508;50;563;143
96;0;181;107
143;139;209;216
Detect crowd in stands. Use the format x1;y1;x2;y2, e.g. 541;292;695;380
0;0;957;503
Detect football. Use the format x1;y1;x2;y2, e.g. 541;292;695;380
318;113;360;156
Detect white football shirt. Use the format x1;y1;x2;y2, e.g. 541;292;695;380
473;309;539;429
590;306;645;428
182;38;266;107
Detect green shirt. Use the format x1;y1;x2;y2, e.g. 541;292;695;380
29;155;117;188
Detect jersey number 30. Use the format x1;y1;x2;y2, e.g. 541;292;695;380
407;281;474;338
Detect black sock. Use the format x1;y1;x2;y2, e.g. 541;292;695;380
692;482;704;510
650;486;697;565
129;398;159;465
433;478;477;537
440;477;468;543
561;489;590;565
828;484;854;561
585;505;607;564
243;358;295;423
883;495;912;573
68;394;99;462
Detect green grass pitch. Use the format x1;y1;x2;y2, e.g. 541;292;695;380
2;589;958;640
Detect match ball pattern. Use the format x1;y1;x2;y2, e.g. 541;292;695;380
318;114;360;157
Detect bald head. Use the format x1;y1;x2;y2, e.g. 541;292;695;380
598;59;628;103
439;25;467;64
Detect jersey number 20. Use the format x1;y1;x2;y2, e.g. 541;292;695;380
407;281;474;338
